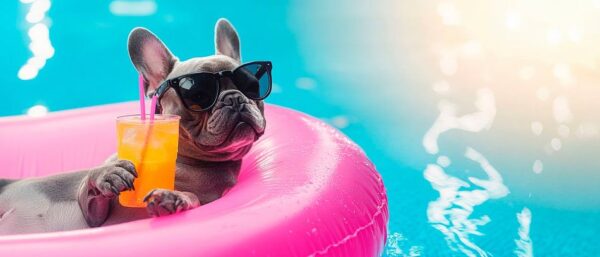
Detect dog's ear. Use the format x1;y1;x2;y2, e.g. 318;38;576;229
128;27;177;96
214;18;241;62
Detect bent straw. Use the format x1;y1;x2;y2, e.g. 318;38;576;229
138;74;146;121
150;95;157;121
135;75;157;205
138;122;154;181
141;95;158;170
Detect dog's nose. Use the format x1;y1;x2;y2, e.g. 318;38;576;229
220;90;248;110
223;94;244;106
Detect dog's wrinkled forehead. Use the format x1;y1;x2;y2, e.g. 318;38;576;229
167;55;239;80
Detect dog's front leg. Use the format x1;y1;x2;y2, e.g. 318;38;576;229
143;189;200;217
77;160;137;227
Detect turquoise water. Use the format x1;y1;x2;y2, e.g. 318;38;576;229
2;0;599;256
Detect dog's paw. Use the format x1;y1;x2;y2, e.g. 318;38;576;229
92;159;137;198
143;189;200;217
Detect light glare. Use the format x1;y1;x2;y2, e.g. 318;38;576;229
26;104;49;117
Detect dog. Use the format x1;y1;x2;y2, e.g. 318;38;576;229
0;18;266;235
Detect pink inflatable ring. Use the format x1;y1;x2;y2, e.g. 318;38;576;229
0;102;388;256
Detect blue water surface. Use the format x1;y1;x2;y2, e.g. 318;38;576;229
1;1;599;256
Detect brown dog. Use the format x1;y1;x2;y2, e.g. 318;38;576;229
0;19;266;234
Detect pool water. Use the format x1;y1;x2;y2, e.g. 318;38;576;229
1;0;599;256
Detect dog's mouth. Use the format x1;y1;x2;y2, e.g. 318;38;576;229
193;111;265;152
212;121;259;152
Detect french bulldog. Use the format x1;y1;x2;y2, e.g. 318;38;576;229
0;18;266;235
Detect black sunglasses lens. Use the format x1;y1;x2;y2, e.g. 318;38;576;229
176;75;218;111
233;63;271;99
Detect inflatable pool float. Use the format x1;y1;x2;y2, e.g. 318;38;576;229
0;102;388;256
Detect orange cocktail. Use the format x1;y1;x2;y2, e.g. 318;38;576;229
116;114;180;207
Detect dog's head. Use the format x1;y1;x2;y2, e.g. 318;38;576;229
127;19;266;162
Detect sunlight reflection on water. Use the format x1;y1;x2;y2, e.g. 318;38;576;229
422;84;512;256
18;0;54;80
514;207;533;257
424;147;510;257
385;232;422;257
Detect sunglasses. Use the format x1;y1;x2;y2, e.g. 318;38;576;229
154;61;273;112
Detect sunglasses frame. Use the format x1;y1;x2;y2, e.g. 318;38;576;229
153;61;273;112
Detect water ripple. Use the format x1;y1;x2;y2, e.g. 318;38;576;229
385;232;423;257
423;87;511;256
424;147;509;257
422;88;496;155
514;207;533;257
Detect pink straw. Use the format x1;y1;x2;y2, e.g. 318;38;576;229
138;74;146;120
150;95;157;121
139;80;157;184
